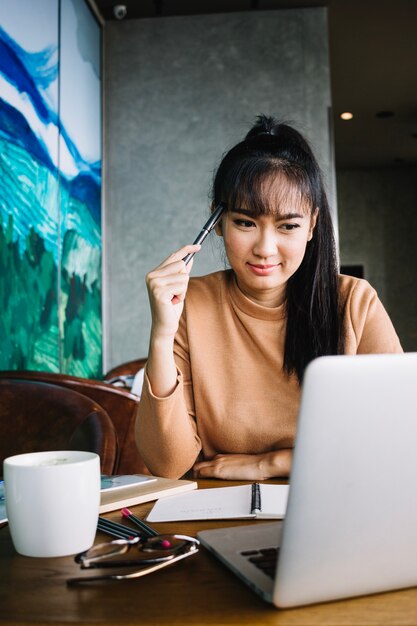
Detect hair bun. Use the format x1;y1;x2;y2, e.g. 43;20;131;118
245;114;279;140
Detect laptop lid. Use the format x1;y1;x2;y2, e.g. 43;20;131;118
198;352;417;608
274;352;417;607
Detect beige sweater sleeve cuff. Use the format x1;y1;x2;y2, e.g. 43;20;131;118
142;365;182;401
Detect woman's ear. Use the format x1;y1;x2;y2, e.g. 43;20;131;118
308;208;319;241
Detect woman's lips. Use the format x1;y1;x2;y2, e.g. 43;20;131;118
247;263;279;276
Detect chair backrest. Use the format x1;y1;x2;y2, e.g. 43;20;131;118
104;358;147;382
0;379;117;477
0;371;149;475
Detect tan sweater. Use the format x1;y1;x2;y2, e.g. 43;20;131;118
136;271;402;478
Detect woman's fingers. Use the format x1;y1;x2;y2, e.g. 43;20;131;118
146;244;201;299
145;244;201;337
148;274;190;304
158;244;201;271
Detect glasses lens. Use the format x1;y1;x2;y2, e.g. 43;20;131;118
76;538;134;567
141;535;189;553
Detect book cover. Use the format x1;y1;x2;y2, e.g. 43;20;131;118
100;474;156;493
0;475;197;518
99;475;198;514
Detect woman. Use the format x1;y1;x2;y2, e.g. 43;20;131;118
136;115;402;480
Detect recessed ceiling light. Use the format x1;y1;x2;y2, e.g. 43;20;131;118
340;112;353;121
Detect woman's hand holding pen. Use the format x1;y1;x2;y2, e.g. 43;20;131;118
146;244;201;339
145;244;200;398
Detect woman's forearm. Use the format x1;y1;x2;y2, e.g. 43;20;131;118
259;449;292;479
146;332;178;398
135;357;201;478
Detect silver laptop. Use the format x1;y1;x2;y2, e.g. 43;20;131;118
198;352;417;608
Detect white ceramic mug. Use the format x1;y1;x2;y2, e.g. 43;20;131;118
3;450;100;558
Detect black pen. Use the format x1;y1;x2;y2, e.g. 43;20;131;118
121;508;159;537
97;517;141;539
183;203;224;265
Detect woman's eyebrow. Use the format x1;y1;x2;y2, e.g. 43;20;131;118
230;208;255;217
231;208;305;220
276;212;305;220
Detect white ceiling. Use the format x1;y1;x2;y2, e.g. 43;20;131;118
93;0;417;170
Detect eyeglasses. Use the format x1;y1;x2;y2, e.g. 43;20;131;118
67;534;199;585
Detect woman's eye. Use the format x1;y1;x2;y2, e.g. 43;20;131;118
280;223;300;231
234;219;255;228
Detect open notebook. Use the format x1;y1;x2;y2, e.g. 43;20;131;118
147;483;289;522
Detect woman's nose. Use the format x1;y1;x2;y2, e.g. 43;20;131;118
253;228;278;258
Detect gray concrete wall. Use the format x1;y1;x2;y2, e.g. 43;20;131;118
337;166;417;351
103;9;334;370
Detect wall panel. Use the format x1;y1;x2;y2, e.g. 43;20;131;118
104;8;333;368
338;166;417;351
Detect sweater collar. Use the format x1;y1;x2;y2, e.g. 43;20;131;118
227;271;286;321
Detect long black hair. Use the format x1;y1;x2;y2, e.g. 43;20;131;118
212;114;342;382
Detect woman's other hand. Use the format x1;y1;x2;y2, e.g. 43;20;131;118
193;450;292;481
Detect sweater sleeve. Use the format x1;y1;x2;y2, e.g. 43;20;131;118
135;308;202;479
341;278;403;354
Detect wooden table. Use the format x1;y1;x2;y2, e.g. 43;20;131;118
1;479;417;625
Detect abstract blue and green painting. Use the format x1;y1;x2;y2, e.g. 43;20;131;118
0;0;102;377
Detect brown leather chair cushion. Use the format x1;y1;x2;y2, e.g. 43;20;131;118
0;371;149;475
0;379;117;477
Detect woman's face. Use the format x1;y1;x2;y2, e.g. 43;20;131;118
219;191;317;308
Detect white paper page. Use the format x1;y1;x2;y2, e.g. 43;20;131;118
147;485;253;522
257;484;289;518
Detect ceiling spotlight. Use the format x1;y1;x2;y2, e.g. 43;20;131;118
340;112;353;121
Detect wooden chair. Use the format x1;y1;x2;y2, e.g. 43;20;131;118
0;371;149;475
0;379;117;477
